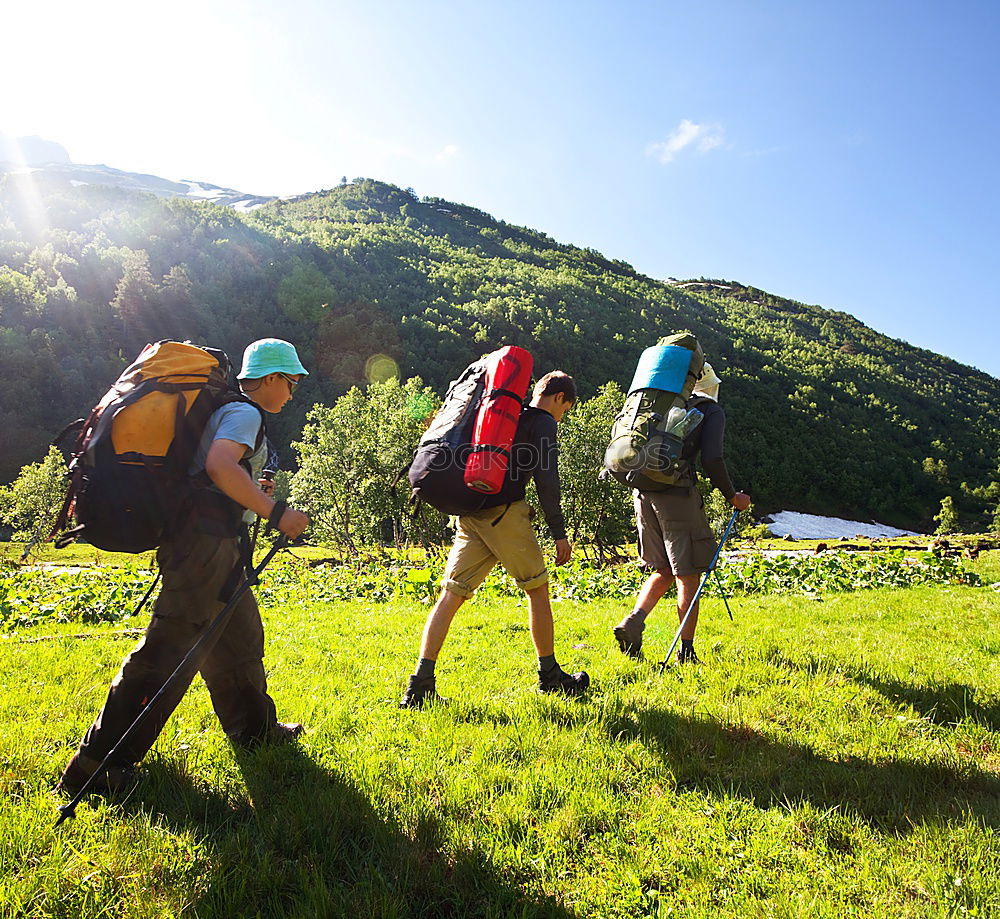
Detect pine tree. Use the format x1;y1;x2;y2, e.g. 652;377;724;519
934;496;959;535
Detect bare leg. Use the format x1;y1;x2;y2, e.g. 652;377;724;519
525;584;555;657
676;573;702;640
635;568;675;616
418;589;466;660
528;583;589;693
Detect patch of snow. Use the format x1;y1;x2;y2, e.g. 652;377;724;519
230;199;266;212
27;565;89;575
5;161;278;211
182;181;225;199
765;510;923;540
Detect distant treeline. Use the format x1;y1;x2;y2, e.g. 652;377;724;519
1;175;997;531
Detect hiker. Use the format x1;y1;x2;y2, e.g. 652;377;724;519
401;371;590;707
613;362;751;663
59;339;311;795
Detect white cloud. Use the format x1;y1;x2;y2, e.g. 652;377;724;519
647;119;725;164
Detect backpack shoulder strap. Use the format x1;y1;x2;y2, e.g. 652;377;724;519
686;395;716;411
216;391;267;452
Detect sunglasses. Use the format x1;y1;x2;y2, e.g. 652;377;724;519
277;372;300;393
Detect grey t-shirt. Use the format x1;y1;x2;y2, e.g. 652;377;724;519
190;402;265;522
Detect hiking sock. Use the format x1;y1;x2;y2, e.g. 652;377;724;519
538;654;558;674
680;639;695;655
415;658;436;680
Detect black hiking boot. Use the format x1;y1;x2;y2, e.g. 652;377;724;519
57;753;138;797
676;643;702;665
538;666;590;696
399;675;447;710
613;618;644;658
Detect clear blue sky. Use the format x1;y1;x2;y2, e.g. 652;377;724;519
4;0;999;377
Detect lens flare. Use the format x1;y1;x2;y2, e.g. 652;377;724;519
365;354;398;384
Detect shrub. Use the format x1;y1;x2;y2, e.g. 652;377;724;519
0;446;65;543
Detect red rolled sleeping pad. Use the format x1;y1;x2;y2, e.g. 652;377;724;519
464;345;533;494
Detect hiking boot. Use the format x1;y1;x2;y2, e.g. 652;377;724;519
57;752;137;797
538;667;590;696
613;618;644;658
399;674;447;710
231;721;305;751
676;644;702;665
271;722;305;743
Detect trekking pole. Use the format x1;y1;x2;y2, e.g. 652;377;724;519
657;509;740;675
55;534;289;827
713;568;734;621
249;472;276;556
129;571;161;621
250;441;280;557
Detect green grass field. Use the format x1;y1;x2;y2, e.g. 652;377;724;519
1;552;999;917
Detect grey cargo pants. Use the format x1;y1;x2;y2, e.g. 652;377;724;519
76;530;278;767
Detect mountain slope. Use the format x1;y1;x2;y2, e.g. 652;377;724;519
0;160;275;210
0;174;996;530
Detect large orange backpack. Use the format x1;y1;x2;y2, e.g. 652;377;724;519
52;340;263;552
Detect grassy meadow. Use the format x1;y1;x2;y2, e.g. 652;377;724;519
1;547;998;918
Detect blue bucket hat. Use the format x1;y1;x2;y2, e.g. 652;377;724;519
237;339;309;380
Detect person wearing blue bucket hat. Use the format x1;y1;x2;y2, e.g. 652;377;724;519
60;338;311;797
238;338;310;381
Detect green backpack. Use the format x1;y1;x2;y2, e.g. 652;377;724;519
604;333;706;491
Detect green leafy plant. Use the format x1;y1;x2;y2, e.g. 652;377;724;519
2;548;984;632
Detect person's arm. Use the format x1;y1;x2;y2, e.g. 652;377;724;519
698;408;744;506
531;416;572;564
205;439;309;538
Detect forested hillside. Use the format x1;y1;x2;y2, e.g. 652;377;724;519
1;173;997;530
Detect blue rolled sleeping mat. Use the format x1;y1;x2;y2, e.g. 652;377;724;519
628;344;695;396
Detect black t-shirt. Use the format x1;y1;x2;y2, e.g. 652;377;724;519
481;406;566;540
680;398;736;501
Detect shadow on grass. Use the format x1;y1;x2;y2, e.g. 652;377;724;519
118;745;576;919
765;650;1000;730
602;704;1000;835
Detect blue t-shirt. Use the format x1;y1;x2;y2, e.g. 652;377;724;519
190;402;265;521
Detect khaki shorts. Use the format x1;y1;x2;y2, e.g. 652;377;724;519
634;488;716;575
442;500;548;597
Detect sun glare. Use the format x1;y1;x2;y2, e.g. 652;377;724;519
5;163;50;239
2;0;262;174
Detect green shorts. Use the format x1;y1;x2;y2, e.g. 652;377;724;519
634;488;716;575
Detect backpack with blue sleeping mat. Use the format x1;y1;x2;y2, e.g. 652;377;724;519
604;332;707;492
